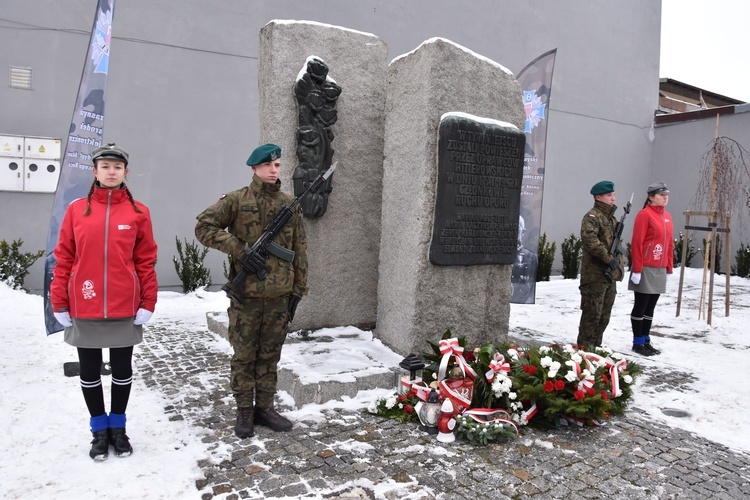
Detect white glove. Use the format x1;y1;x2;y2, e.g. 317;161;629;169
54;311;73;327
630;273;641;285
134;308;153;325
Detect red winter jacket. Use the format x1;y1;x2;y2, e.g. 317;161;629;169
630;204;674;274
51;185;158;319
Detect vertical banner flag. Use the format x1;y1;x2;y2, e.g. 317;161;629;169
510;49;557;304
43;0;115;334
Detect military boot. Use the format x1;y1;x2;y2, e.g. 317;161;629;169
235;406;254;438
254;406;293;432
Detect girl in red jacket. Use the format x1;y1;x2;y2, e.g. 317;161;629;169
51;143;158;460
628;181;673;357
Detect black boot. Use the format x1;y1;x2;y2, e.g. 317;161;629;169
109;428;133;457
89;429;109;460
235;406;254;438
255;407;293;432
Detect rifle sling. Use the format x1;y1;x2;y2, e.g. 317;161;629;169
267;241;295;262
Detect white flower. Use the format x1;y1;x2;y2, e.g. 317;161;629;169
564;344;576;354
611;352;622;360
385;396;397;409
398;403;403;409
432;372;437;380
564;371;578;382
548;370;558;378
509;392;517;400
540;356;553;368
538;346;550;355
571;353;583;364
564;360;576;369
550;361;561;372
623;375;633;384
581;369;591;378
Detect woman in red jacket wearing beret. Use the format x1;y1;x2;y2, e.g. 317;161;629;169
628;181;674;357
51;143;158;460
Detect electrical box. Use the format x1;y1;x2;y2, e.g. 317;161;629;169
0;135;24;158
24;158;61;193
0;157;24;191
0;134;61;193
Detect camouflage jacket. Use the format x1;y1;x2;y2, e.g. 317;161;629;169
195;176;308;299
580;200;624;285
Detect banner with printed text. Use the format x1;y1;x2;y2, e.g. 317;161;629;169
44;0;115;334
510;49;556;304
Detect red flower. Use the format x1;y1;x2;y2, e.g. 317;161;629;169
601;374;609;384
601;390;609;401
464;351;476;362
586;387;596;397
407;388;417;398
544;381;554;392
554;379;565;391
398;394;407;403
525;353;530;359
574;390;585;401
527;365;537;375
404;404;413;414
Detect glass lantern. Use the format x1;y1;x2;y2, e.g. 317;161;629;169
394;353;425;394
417;388;441;434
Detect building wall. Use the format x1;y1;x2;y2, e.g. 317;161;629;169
1;0;661;292
653;106;750;269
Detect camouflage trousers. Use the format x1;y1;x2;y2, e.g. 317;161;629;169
227;296;290;407
576;282;617;349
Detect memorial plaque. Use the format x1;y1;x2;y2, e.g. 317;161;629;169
429;113;525;266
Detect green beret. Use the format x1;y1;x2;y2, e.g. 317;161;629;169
246;143;281;167
590;180;615;195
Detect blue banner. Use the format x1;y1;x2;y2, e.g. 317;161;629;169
511;49;557;304
43;0;115;334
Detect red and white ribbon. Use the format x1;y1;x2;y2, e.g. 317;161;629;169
463;408;519;436
520;402;538;424
485;353;511;382
437;338;478;382
438;379;472;414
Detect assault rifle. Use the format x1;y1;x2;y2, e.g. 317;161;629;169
222;162;337;304
604;192;633;283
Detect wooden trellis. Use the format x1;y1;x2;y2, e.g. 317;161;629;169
675;210;731;325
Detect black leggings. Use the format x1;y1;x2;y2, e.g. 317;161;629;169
78;346;133;417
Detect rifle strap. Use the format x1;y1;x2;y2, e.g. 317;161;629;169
267;241;295;262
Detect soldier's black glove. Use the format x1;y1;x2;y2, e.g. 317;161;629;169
607;257;619;272
288;295;301;322
240;248;266;275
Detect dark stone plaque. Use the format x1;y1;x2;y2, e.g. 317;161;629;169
429;114;525;266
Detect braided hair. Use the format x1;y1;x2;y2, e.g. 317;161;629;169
82;178;143;215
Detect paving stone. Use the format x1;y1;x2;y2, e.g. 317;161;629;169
135;322;750;499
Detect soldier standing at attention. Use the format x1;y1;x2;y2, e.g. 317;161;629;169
195;144;308;438
576;180;624;349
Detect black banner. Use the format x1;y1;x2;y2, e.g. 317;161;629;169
511;49;557;304
43;0;115;335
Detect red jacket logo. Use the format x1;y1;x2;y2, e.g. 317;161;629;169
82;280;97;300
652;244;663;261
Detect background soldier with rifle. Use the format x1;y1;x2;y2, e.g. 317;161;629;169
576;180;627;349
195;143;311;438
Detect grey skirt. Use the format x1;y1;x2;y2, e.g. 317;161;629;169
64;317;143;349
627;266;667;294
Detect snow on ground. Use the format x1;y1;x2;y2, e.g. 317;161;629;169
1;266;748;498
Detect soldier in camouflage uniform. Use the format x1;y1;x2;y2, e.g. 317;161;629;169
195;144;308;438
576;180;624;349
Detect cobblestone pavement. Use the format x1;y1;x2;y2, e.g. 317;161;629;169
136;323;750;499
